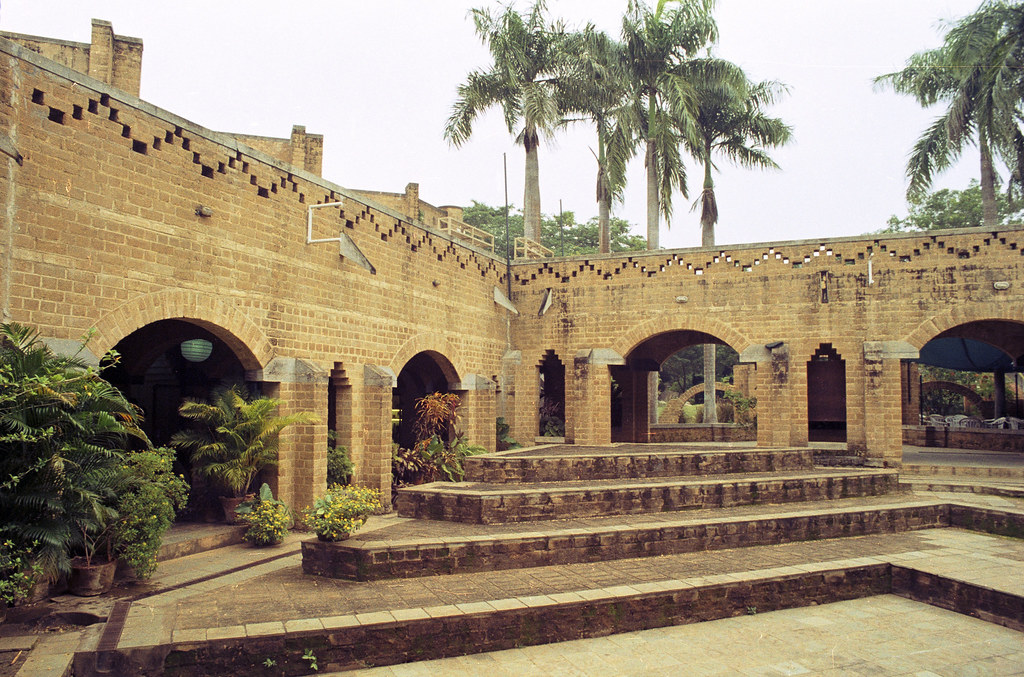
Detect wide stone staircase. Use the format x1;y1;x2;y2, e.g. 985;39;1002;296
53;442;1024;675
304;444;932;580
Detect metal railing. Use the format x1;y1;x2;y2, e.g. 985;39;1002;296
438;216;495;252
514;237;553;260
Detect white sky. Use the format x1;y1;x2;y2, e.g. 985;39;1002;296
0;0;989;249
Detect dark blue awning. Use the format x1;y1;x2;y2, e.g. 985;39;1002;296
917;337;1018;372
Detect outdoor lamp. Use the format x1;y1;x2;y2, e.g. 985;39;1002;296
180;338;213;362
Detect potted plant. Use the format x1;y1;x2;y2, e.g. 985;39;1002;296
0;323;149;586
237;483;291;546
171;386;317;522
302;485;381;542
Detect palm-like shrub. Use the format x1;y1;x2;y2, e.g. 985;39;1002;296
0;323;147;579
171;386;317;498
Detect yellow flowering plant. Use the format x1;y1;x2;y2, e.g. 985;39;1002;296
239;483;291;546
302;485;381;542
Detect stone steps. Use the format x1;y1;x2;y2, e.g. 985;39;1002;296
463;446;815;483
396;468;900;523
304;498;947;581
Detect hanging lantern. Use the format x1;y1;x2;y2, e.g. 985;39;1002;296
180;339;213;362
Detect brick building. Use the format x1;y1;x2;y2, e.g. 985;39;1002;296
1;22;1021;510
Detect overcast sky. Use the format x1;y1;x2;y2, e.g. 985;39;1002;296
0;0;991;249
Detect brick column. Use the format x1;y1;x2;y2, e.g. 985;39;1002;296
250;357;328;512
455;374;496;452
901;361;921;425
742;343;797;448
511;361;538;448
862;342;918;468
568;349;624;446
347;365;396;507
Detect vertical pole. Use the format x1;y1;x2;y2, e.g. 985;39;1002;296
559;199;564;257
504;153;511;299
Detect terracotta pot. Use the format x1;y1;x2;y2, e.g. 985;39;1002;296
220;495;251;524
68;557;117;597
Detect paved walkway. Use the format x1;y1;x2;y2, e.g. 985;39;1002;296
337;595;1024;676
2;449;1023;676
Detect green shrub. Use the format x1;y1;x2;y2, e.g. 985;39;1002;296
114;447;189;578
302;485;381;542
326;437;354;486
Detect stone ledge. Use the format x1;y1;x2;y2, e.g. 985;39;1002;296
302;502;947;581
85;563;893;675
463;448;814;483
892;565;1024;632
396;471;901;523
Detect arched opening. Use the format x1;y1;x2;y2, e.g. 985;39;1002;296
614;330;743;442
807;343;846;442
103;319;256;519
538;350;565;437
394;351;458;450
909;319;1024;424
103;319;252;447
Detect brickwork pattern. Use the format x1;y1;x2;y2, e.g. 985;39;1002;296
1;32;1023;510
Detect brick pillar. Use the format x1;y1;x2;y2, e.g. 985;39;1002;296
345;365;396;507
290;126;308;173
901;361;921;425
89;20;114;87
276;380;327;512
250;357;328;512
746;344;798;448
511;361;538;448
455;374;496;452
568;349;624;446
863;342;919;468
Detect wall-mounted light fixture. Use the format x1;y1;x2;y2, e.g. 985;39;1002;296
180;338;213;362
195;205;213;217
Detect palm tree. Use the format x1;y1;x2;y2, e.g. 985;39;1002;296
619;0;718;250
444;0;571;244
559;27;631;254
876;1;1024;226
171;386;317;498
680;60;792;421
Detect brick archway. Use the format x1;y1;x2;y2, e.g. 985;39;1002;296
921;380;985;409
615;316;750;359
91;290;272;369
389;333;465;386
904;302;1024;351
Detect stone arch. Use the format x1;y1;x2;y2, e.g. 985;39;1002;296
904;302;1024;351
389;333;465;386
91;290;272;369
615;315;750;359
921;380;984;409
677;381;735;405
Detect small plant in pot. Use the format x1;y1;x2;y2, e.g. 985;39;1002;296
171;386;317;522
236;483;291;546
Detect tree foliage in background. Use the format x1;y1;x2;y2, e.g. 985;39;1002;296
658;345;739;399
876;1;1024;226
883;180;1023;232
619;0;719;249
444;0;576;243
462;201;646;257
